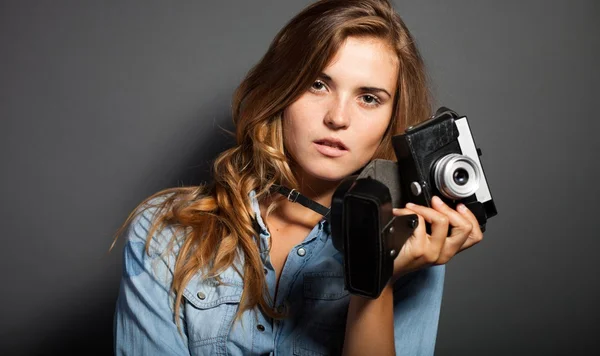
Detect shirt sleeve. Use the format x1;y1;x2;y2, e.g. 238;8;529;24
113;206;191;356
392;264;446;356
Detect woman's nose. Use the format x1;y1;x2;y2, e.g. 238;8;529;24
324;98;350;130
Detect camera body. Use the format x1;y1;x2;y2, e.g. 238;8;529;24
392;107;497;229
330;107;497;298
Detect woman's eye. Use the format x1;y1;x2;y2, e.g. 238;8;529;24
361;94;380;106
311;81;326;91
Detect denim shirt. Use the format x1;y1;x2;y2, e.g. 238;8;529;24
114;191;445;355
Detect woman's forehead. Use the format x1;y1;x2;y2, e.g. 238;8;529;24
321;36;399;91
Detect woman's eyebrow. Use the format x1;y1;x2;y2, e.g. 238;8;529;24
318;72;392;98
360;86;392;98
318;72;333;83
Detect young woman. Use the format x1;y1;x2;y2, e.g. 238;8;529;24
113;0;483;355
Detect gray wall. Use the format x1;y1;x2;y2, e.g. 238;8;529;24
1;1;597;355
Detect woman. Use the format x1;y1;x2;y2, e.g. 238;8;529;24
113;0;483;355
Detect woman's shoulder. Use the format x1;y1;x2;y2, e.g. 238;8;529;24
120;191;246;298
123;193;186;261
118;192;195;293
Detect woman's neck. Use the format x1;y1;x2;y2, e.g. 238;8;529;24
261;174;340;230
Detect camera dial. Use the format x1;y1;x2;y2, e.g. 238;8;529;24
433;154;480;200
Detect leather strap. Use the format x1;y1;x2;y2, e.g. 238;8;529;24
272;185;331;218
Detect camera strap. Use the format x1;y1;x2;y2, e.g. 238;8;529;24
273;185;331;218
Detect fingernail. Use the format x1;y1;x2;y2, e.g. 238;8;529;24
406;202;415;208
457;204;467;212
432;196;443;206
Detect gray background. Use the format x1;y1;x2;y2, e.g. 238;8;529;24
1;0;598;355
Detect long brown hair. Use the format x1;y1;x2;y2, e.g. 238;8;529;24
112;0;431;324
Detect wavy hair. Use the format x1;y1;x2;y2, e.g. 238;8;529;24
112;0;432;325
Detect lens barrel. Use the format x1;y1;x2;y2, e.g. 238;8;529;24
433;154;480;200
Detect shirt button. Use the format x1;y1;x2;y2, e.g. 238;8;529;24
297;248;306;257
256;324;266;332
263;267;268;275
196;292;206;300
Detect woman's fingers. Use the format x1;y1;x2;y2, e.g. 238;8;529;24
455;202;484;252
391;197;485;275
428;196;473;262
392;207;431;273
430;196;472;237
402;202;449;255
394;197;484;259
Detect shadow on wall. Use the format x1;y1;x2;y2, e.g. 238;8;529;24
26;112;237;356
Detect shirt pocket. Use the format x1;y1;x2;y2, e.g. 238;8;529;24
294;271;350;356
183;277;243;353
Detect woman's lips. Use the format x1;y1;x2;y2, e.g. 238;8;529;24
313;141;348;157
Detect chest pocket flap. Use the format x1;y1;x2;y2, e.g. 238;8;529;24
182;267;244;349
183;267;244;309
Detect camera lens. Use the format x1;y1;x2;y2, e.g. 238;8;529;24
433;154;481;200
453;168;469;186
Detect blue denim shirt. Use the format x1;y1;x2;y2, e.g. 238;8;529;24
114;191;445;355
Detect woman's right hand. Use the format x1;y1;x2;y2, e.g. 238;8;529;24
390;195;484;281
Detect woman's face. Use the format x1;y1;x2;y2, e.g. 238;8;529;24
283;36;399;184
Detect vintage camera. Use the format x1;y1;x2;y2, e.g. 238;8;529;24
331;107;497;299
393;107;497;229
